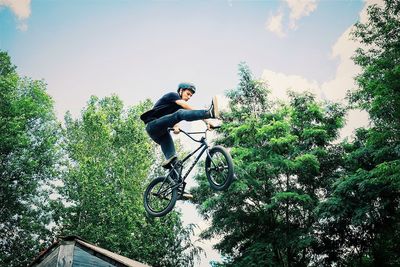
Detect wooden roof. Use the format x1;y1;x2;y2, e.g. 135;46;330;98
29;236;151;267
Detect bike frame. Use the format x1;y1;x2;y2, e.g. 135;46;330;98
165;128;214;191
160;126;219;191
146;126;230;217
153;126;220;201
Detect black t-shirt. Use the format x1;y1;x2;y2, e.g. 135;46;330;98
140;92;181;123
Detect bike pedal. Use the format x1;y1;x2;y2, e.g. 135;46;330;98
178;192;194;201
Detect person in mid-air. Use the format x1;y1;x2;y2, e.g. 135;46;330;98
140;82;219;198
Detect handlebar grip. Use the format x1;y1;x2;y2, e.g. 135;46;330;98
210;125;221;129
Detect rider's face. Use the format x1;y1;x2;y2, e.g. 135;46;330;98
181;89;193;101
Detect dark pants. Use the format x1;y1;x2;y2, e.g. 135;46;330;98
146;109;210;159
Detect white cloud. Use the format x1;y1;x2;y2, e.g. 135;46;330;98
16;22;28;31
266;11;286;38
0;0;31;31
286;0;317;30
0;0;30;19
321;0;384;101
266;0;318;37
321;27;360;102
261;69;320;102
262;0;387;138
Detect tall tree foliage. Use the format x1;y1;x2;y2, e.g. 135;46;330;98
55;95;199;267
0;51;60;266
226;63;270;118
192;65;345;266
317;1;400;265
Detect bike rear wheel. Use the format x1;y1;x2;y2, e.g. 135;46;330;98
205;145;234;191
144;176;178;217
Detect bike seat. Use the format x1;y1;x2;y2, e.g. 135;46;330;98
161;155;178;169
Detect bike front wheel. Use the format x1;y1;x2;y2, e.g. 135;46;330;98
144;176;178;217
205;145;234;191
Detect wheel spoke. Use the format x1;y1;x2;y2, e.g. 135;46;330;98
205;146;234;191
208;151;230;186
147;179;175;213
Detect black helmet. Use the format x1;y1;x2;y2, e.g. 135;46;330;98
177;82;196;94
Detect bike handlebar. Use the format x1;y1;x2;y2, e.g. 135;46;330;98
167;125;221;132
167;125;221;142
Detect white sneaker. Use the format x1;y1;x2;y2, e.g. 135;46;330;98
209;96;220;118
161;155;178;169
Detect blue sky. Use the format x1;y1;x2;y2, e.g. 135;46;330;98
1;0;374;265
1;0;365;119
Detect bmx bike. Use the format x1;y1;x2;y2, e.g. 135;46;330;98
143;126;234;217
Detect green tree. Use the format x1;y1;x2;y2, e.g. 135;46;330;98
191;65;345;266
0;51;60;266
55;95;200;266
317;0;400;265
226;62;270;119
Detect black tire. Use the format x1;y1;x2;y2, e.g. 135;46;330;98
205;145;234;191
144;177;178;217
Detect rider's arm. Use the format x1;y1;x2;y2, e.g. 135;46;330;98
175;100;194;110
